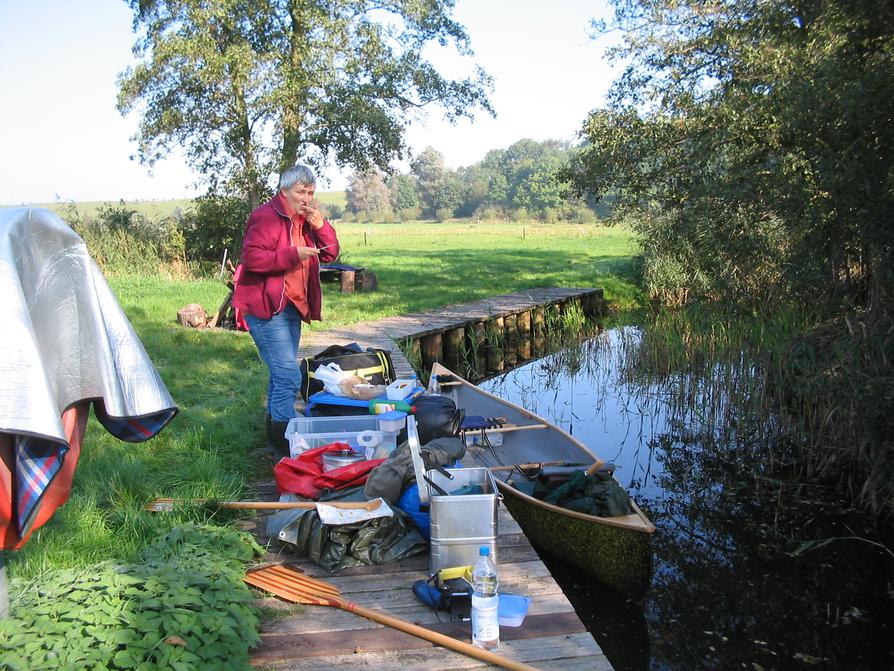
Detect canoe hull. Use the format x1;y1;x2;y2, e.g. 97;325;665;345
432;362;655;600
497;483;653;600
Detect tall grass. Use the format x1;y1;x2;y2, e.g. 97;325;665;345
618;305;894;519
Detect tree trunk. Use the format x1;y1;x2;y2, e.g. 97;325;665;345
280;0;309;173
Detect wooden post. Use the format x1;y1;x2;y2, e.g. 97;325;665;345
421;332;443;371
486;317;504;373
444;327;464;368
533;306;546;355
503;313;517;367
340;270;356;293
470;321;487;375
410;338;422;372
360;272;378;291
517;310;532;360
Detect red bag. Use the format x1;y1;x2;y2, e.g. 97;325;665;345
274;443;385;499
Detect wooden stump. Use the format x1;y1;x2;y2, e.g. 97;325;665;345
340;270;356;293
359;271;378;291
486;317;504;373
177;303;208;328
444;327;464;369
517;310;532;360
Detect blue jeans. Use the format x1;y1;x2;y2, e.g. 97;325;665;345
244;303;303;422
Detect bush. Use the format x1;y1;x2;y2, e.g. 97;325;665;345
181;193;251;263
0;524;263;670
397;207;422;222
73;202;190;278
434;207;453;222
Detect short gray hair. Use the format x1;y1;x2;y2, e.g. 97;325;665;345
279;164;316;191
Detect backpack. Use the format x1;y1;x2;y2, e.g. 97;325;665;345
299;343;396;402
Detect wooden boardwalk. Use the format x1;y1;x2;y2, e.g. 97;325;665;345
299;287;604;379
247;501;612;670
245;287;613;669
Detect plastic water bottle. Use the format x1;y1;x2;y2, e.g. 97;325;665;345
428;373;442;396
471;545;499;650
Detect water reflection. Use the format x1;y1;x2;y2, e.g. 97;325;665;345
478;326;894;671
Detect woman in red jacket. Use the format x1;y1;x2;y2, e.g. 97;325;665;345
233;164;339;456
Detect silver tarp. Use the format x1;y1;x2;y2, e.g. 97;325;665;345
0;207;177;547
0;207;176;439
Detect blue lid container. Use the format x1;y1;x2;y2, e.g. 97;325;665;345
377;410;407;433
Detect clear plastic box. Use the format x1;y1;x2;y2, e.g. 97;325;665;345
285;415;398;459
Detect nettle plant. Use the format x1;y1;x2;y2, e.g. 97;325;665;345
1;524;264;670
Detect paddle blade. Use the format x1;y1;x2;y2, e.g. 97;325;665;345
244;564;343;606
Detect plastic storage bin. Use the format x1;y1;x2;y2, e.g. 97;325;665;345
377;410;406;433
386;379;415;400
285;415;397;459
498;593;531;627
427;467;499;575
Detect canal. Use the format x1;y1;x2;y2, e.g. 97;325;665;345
476;326;894;671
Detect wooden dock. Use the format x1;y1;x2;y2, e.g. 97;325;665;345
247;504;612;670
246;287;614;669
299;287;604;378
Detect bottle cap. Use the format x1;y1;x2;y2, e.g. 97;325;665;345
479;546;490;556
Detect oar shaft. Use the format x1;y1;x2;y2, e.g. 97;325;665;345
344;600;541;671
148;499;380;512
218;500;379;511
489;461;585;473
484;423;548;434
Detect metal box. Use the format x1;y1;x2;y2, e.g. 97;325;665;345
427;467;499;575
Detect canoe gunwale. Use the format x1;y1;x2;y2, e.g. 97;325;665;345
494;479;656;534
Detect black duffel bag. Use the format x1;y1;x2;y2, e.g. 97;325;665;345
299;343;396;402
413;395;465;445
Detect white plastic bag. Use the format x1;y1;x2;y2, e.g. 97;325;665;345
314;362;351;396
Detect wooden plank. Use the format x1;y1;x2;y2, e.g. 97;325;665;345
252;612;585;661
253;633;608;671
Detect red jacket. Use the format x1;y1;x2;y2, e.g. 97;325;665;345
233;193;339;321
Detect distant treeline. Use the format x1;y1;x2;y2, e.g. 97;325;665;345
342;139;609;224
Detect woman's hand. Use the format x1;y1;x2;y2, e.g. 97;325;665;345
294;245;320;261
300;203;325;230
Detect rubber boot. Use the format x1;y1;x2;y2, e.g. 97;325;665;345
270;420;291;460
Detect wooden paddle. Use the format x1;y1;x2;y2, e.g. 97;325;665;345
244;564;541;671
585;459;607;476
489;461;589;473
144;498;383;513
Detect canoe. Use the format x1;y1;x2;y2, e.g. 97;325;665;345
431;362;656;600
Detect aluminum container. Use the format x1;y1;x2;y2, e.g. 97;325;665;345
321;449;365;472
427;467;499;575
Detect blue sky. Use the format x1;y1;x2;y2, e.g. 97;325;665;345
0;0;617;203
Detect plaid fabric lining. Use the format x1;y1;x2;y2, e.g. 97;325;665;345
15;435;68;537
94;405;177;443
13;403;176;537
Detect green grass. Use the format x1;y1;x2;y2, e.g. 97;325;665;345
317;220;643;327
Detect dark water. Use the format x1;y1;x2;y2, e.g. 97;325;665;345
477;327;894;671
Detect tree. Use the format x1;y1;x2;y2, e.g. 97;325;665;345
566;0;894;309
410;146;448;218
117;0;493;208
388;173;420;219
345;169;391;219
